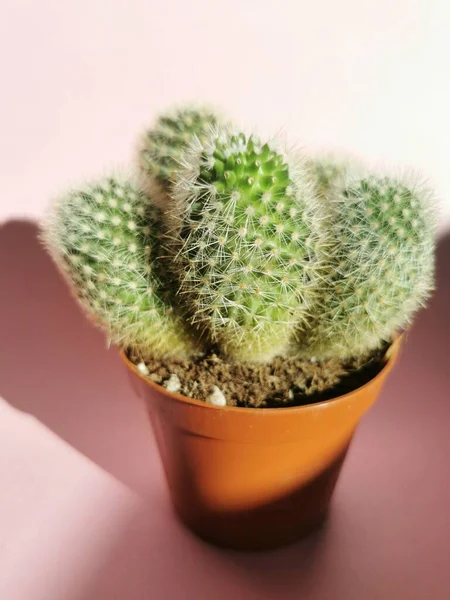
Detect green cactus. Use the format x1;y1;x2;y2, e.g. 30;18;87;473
307;154;351;199
139;105;223;195
40;100;438;399
171;128;327;362
299;172;436;359
42;176;198;359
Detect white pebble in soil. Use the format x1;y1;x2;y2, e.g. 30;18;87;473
164;373;181;393
137;362;149;376
207;385;227;407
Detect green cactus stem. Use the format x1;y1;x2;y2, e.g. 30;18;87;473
42;176;198;360
171;128;328;362
139;105;223;195
299;172;436;359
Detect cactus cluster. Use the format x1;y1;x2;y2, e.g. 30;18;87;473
42;103;436;394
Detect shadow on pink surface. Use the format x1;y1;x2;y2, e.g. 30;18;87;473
0;220;165;497
1;219;449;599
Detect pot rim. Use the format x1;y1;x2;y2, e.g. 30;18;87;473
121;334;403;415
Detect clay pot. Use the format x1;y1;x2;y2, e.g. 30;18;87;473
122;337;402;551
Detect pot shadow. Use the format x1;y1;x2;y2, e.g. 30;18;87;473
0;220;164;497
78;495;333;600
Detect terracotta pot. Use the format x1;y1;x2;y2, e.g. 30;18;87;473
122;337;402;551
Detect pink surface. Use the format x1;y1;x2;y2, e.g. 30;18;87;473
0;220;449;599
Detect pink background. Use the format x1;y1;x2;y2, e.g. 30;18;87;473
1;1;450;598
1;0;450;227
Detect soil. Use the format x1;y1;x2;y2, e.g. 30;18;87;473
129;344;390;408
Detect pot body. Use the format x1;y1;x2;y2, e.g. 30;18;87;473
124;339;401;551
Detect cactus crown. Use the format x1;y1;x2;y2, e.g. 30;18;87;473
170;128;327;361
42;104;436;388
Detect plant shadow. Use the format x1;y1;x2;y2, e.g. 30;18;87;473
0;219;163;497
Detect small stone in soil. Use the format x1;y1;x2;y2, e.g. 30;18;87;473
164;373;181;393
207;385;227;407
129;343;389;409
137;362;149;376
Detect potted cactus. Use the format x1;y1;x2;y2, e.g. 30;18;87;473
42;106;436;551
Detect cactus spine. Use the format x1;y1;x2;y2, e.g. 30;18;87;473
42;176;198;359
171;128;327;362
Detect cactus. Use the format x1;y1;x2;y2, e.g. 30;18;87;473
139;105;223;199
42;176;198;359
171;128;327;362
40;101;438;403
307;154;351;199
298;172;436;360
